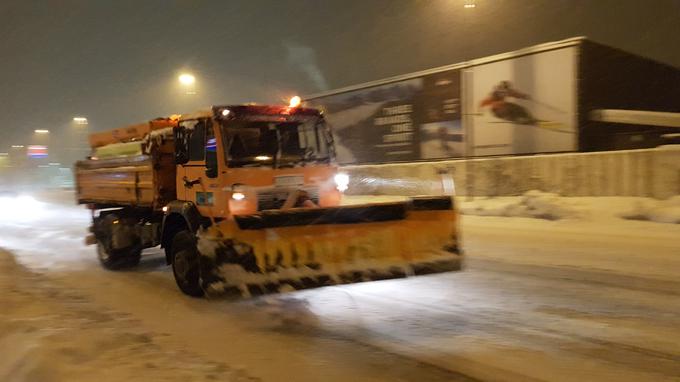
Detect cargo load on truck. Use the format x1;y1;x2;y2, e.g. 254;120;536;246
76;118;177;209
74;101;463;298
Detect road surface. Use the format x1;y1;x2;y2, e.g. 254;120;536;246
1;191;679;381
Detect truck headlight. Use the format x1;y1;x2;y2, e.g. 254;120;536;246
231;183;246;201
334;173;349;192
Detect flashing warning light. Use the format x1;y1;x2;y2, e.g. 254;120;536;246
206;137;217;152
289;96;302;108
27;145;48;158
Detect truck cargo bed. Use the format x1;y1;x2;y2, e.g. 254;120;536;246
75;142;176;209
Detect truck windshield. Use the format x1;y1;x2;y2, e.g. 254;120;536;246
222;116;332;168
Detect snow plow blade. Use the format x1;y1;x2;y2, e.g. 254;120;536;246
197;196;462;298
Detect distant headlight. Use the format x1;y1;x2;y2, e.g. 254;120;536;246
334;173;349;192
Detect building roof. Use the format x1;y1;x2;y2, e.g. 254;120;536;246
304;36;586;100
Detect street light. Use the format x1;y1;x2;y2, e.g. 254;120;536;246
73;117;88;125
11;145;24;148
464;0;476;8
34;129;49;134
178;73;197;95
178;73;196;85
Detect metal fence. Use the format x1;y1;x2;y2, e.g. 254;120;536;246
342;147;680;199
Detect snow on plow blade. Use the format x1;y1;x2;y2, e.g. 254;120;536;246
197;196;462;298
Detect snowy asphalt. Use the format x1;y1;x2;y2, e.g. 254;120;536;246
1;191;679;381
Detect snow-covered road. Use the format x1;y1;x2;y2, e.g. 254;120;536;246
1;191;679;381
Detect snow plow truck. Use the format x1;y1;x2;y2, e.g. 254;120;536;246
75;101;462;297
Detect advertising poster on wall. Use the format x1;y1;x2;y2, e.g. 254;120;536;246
307;68;461;164
417;70;463;160
470;46;578;156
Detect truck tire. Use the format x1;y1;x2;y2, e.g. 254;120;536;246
96;241;141;270
170;230;204;297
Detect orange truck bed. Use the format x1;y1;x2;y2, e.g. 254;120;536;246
75;119;177;209
88;118;177;148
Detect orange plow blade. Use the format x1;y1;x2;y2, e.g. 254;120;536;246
197;196;462;297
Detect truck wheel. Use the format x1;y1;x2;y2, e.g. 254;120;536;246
171;231;204;297
96;241;141;270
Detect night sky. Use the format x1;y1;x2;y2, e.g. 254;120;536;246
1;0;679;157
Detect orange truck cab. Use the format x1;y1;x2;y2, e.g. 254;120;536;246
173;105;341;220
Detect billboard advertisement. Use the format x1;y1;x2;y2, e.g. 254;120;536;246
309;46;577;164
469;46;578;156
308;68;462;164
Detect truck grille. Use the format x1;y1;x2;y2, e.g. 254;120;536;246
256;187;319;211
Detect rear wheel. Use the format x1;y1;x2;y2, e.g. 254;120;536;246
170;231;204;297
96;240;141;270
95;213;141;270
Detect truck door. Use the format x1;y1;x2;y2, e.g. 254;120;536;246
176;119;222;217
175;119;199;201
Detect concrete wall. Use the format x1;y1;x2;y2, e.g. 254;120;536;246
341;146;680;199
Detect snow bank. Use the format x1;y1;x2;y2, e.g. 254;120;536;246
0;250;254;382
621;196;680;224
0;191;96;271
460;190;580;220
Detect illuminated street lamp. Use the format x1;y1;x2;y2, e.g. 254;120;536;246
178;73;196;85
73;117;88;125
464;0;476;8
34;129;49;134
11;145;24;148
178;73;197;95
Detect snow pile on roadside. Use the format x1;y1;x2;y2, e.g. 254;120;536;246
621;196;680;224
0;250;257;382
0;191;93;271
460;191;579;220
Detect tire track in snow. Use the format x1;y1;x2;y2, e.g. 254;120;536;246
315;278;680;381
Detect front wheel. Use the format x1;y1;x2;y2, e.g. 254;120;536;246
170;231;204;297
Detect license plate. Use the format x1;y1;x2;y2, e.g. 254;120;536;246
274;175;304;187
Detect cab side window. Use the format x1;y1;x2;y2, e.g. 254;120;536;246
188;120;206;162
205;122;218;178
